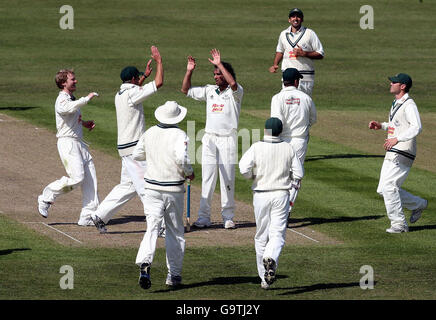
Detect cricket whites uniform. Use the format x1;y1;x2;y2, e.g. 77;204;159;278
92;81;157;224
239;135;303;282
275;26;324;96
187;83;244;224
39;91;99;225
133;124;193;279
271;86;316;209
376;93;426;229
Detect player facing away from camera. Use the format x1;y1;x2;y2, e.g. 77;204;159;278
269;8;324;97
133;101;194;289
239;118;303;289
90;46;164;235
37;69;99;226
181;48;244;230
369;73;428;233
271;68;316;218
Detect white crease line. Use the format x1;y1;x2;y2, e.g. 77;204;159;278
289;228;320;243
25;222;82;244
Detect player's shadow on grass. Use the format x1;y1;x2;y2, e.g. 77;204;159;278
409;224;436;232
306;154;384;161
189;221;256;232
274;281;377;295
288;215;384;228
152;275;287;292
0;248;31;256
107;215;145;226
0;106;37;111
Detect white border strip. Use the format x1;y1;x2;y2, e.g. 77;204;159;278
25;222;82;244
289;228;320;243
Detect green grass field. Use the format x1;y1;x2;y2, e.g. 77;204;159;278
1;0;436;306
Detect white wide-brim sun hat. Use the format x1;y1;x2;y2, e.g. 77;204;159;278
154;101;187;125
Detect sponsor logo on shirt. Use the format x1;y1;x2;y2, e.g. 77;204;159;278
388;126;395;136
211;103;224;113
285;98;300;105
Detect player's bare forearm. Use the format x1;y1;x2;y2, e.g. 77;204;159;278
269;52;283;73
181;70;193;95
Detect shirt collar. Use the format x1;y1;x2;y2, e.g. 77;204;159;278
282;86;298;92
263;135;283;143
215;85;230;95
287;25;306;35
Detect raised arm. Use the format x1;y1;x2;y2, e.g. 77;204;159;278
181;56;196;95
150;46;163;89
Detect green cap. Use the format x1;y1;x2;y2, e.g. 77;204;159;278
388;73;412;89
265;117;283;137
283;68;303;82
120;66;144;82
289;8;304;18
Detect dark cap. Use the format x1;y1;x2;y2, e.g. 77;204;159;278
388;73;412;89
289;8;304;18
283;68;303;82
120;66;143;82
265;117;283;137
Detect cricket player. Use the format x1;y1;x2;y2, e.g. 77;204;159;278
369;73;428;233
269;8;324;96
239;117;303;289
181;48;244;229
90;46;164;234
271;68;316;215
37;69;99;226
133;101;194;289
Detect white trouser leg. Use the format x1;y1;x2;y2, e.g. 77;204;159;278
298;80;314;97
254;191;289;280
198;133;219;220
217;134;236;220
377;159;411;228
163;192;185;277
79;155;99;221
95;156;146;224
42;138;99;221
136;190;185;277
136;189;165;266
285;137;308;213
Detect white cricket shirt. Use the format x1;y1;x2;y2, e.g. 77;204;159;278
276;26;324;80
115;81;157;156
270;86;317;139
187;83;244;135
55;91;90;139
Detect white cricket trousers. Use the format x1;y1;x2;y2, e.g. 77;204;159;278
377;159;426;229
94;155;146;224
198;132;237;221
136;189;185;277
283;136;308;209
281;79;314;97
253;190;290;281
41;137;99;222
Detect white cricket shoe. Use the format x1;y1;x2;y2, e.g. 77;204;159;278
224;219;236;229
386;226;409;233
77;217;95;226
261;280;270;290
37;195;51;218
410;200;428;224
193;217;211;228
